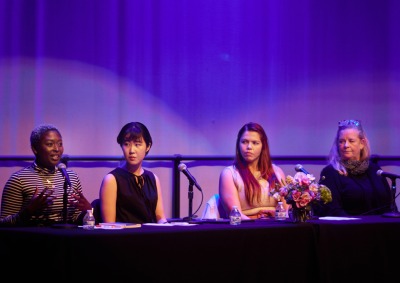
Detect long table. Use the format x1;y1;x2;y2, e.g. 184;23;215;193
1;216;399;282
310;216;400;283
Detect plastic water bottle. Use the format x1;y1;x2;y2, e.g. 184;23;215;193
275;201;286;221
83;209;95;230
230;206;241;225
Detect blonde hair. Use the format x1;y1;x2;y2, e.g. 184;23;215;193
328;119;370;174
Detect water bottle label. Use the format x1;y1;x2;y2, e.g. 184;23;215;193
230;216;241;225
276;211;286;220
83;220;95;230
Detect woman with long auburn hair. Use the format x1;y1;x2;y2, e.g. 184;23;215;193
219;122;288;219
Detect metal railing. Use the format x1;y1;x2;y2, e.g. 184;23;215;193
1;154;399;217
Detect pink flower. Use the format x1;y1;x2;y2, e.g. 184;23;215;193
309;183;319;193
270;172;332;209
297;191;312;208
292;190;302;202
285;175;296;185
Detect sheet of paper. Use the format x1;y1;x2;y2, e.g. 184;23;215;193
318;216;361;220
143;222;198;226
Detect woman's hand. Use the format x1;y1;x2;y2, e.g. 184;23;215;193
70;192;92;211
257;209;276;218
22;187;54;218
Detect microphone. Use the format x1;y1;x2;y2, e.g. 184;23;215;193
295;164;310;175
377;170;400;179
178;163;202;192
57;162;72;187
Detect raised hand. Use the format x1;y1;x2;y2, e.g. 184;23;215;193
23;187;54;217
70;191;92;211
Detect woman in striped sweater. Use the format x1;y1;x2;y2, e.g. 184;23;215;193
0;124;92;226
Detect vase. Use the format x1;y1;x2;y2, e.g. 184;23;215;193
289;206;313;223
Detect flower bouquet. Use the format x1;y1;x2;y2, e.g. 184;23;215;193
270;172;332;222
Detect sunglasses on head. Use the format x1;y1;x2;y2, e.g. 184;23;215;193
338;119;361;127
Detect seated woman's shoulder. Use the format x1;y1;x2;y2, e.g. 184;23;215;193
272;164;284;174
321;164;335;173
272;163;281;170
368;161;381;170
220;165;237;178
222;165;235;172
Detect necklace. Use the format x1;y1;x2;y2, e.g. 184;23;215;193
34;163;57;190
40;172;56;189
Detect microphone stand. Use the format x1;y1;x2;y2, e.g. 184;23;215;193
182;182;194;222
382;178;400;218
53;179;77;228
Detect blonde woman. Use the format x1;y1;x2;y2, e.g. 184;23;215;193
314;119;393;216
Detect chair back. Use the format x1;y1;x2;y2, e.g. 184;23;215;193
201;194;227;219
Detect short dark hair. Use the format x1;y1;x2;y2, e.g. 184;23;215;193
117;122;152;155
30;124;61;150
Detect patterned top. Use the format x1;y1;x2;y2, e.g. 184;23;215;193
224;165;284;217
0;162;84;226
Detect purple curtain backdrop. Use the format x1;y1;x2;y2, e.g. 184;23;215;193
1;0;399;156
1;0;399;215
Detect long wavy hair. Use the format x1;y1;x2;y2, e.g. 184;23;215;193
328;119;371;174
233;122;277;204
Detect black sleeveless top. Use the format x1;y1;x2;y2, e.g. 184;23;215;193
110;167;158;223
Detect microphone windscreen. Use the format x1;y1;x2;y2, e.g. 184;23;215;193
295;164;303;171
58;163;67;169
178;163;187;171
377;170;383;176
